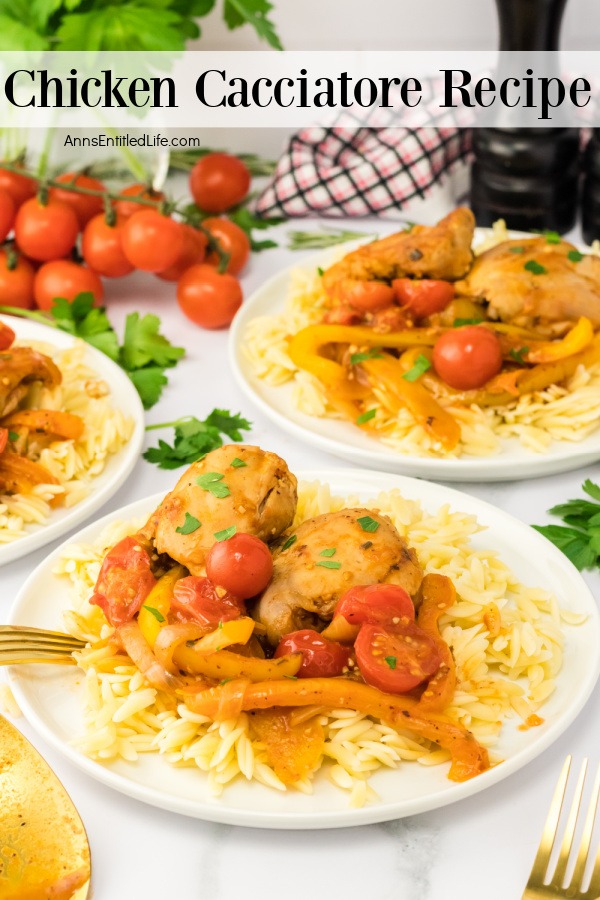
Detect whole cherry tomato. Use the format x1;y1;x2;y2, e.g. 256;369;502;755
177;264;242;329
354;621;441;694
82;214;134;278
346;281;395;312
206;533;273;599
0;249;35;308
49;173;106;228
113;183;165;220
189;153;250;213
433;325;503;390
392;278;454;319
15;197;79;262
0;190;15;242
0;165;36;208
34;260;104;310
121;210;184;273
156;224;207;282
274;629;350;678
203;217;250;275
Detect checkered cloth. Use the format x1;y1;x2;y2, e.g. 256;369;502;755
255;127;472;220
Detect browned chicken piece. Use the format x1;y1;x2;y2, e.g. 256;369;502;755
0;347;62;417
322;207;476;304
456;238;600;329
253;508;423;645
139;444;297;575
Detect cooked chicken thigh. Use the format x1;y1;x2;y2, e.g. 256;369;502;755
139;445;297;575
253;508;423;645
0;347;62;417
456;238;600;329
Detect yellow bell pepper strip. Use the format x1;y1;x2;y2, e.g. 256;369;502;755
321;616;360;643
514;333;600;394
249;710;325;784
362;354;461;451
416;575;457;713
1;409;85;441
287;325;372;403
174;646;302;682
192;617;255;655
138;565;186;648
183;677;489;782
525;317;594;364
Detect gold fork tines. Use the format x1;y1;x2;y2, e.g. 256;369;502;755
523;756;600;899
0;626;86;666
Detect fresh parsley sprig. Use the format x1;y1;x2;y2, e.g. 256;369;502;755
144;409;252;469
532;479;600;571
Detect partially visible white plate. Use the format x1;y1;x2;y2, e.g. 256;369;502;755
229;230;600;481
0;314;144;565
7;469;600;829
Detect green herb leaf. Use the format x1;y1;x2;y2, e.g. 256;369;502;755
532;479;600;571
524;260;548;276
319;548;337;557
384;656;397;670
227;207;283;252
284;674;299;680
196;472;231;498
143;411;251;469
230;457;247;468
223;0;282;49
175;513;201;535
509;246;525;254
315;559;342;570
214;525;237;541
204;409;251;442
568;249;584;263
544;230;562;244
128;367;169;410
121;312;185;371
453;318;483;327
402;353;432;382
357;515;380;533
281;534;297;552
509;346;529;364
317;267;324;276
356;408;377;425
350;349;384;365
8;431;18;441
142;605;165;623
583;480;600;502
287;229;376;251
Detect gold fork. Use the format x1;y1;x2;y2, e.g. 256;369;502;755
0;625;86;665
523;756;600;899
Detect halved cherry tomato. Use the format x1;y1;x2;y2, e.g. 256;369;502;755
274;629;350;678
336;584;415;626
189;153;250;213
0;190;15;242
34;260;103;310
170;576;245;628
90;536;157;628
113;183;165;220
156;224;208;281
121;210;184;273
433;325;503;390
204;217;250;275
354;621;441;694
177;264;242;329
0;165;36;208
0;428;7;454
82;213;134;278
206;533;273;600
50;173;106;228
392;279;454;319
346;281;395;312
0;250;34;309
15;197;79;262
0;320;15;350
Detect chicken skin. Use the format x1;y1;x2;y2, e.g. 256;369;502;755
139;445;297;575
253;508;423;645
0;347;62;417
456;238;600;329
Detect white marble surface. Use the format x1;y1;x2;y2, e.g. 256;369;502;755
1;214;600;900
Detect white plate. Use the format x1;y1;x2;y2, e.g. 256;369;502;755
229;231;600;482
7;470;600;829
0;314;144;565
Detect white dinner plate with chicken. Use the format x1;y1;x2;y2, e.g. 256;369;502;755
7;445;599;828
231;213;600;481
0;314;144;565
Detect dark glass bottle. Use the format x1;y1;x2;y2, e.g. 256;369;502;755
469;0;579;233
582;130;600;245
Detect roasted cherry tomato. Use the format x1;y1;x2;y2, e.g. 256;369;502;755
189;153;250;214
14;197;79;262
206;533;273;600
170;576;244;628
113;183;165;220
0;165;36;208
204;217;250;275
0;428;8;454
336;584;415;626
346;281;395;312
82;213;134;278
392;279;454;318
274;629;350;678
121;210;184;273
90;536;157;628
156;224;208;281
0;320;14;350
355;621;441;694
433;325;503;391
0;250;34;309
34;260;104;310
49;173;106;228
0;190;15;242
177;264;242;329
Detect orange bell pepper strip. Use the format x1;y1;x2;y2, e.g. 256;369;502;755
416;575;457;712
174;646;302;682
525;317;594;364
183;677;489;782
0;453;59;495
137;565;187;648
1;410;84;441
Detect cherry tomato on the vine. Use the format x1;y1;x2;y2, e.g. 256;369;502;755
274;629;350;678
34;260;103;310
189;153;250;214
82;214;134;278
392;278;454;319
0;250;35;309
204;217;250;275
0;190;15;242
0;165;36;208
432;325;503;391
156;224;207;282
49;173;106;228
206;533;273;599
113;183;165;220
15;197;79;262
354;621;441;694
121;210;184;273
177;263;242;329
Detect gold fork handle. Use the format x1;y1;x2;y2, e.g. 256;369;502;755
0;654;78;666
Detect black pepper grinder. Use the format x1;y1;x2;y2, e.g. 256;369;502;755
469;0;580;233
582;129;600;244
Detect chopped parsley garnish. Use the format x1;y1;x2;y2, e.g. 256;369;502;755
356;408;377;425
315;559;342;569
218;621;223;629
357;515;380;533
8;431;18;441
532;479;600;571
317;266;324;276
350;348;384;365
509;346;529;364
402;353;432;382
568;249;584;263
384;656;397;669
281;534;297;552
219;678;232;686
175;513;201;535
544;230;562;244
319;548;337;557
214;525;237;541
524;260;547;275
230;457;247;468
284;674;299;680
453;318;483;327
196;472;231;499
509;246;525;254
143;410;251;470
142;605;165;623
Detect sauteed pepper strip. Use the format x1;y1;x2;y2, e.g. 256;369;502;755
416;574;457;712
